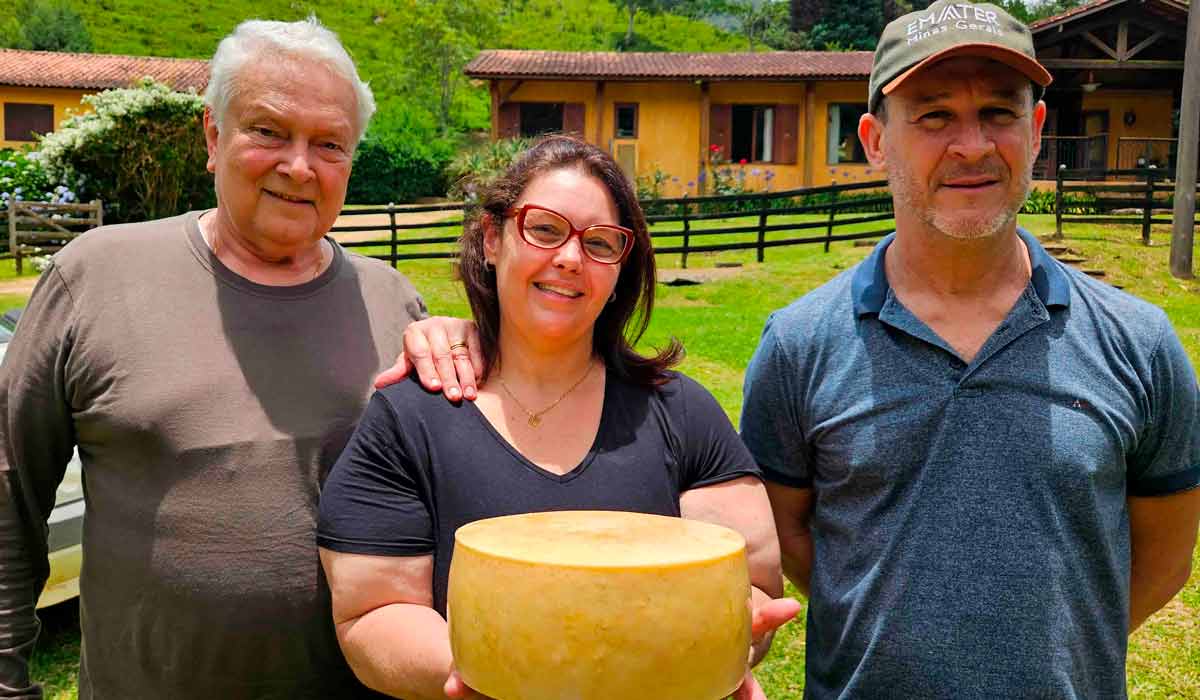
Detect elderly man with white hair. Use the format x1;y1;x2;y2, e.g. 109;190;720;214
0;17;472;699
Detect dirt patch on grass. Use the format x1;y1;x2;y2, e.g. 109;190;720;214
0;277;39;296
331;209;462;244
657;266;747;285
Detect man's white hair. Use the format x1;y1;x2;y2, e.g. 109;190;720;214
205;16;376;144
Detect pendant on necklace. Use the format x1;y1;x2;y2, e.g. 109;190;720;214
528;415;542;428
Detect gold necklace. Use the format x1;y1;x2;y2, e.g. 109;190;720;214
495;362;595;428
204;218;326;281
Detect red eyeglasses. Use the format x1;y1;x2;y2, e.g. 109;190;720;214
504;204;634;264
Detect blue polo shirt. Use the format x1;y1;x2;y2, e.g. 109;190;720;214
741;229;1200;699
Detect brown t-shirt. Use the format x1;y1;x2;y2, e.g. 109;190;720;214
0;211;426;699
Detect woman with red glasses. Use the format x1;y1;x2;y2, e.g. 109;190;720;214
316;135;798;700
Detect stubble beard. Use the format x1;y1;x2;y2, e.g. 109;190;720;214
888;157;1032;241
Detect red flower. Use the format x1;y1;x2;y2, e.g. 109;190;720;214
738;158;748;165
709;144;721;152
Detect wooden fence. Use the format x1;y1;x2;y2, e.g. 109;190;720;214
1055;167;1199;244
3;200;103;273
334;180;894;268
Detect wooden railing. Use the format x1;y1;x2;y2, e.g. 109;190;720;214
1055;167;1199;244
333;180;894;269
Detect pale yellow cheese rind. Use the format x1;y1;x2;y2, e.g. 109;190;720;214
448;510;752;700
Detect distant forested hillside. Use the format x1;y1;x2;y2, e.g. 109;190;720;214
73;0;743;135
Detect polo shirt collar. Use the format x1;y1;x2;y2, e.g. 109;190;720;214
851;228;1072;318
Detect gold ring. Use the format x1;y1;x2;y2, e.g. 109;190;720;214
449;341;468;352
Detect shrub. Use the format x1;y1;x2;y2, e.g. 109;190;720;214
1021;189;1056;214
38;79;212;224
346;111;454;205
445;137;532;201
636;168;673;216
797;189;891;214
0;148;80;209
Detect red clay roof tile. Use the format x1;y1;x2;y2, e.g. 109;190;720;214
0;48;209;91
464;50;873;81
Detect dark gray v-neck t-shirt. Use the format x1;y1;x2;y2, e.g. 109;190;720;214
0;211;426;699
317;370;761;615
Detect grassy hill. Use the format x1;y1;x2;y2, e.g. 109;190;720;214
74;0;744;131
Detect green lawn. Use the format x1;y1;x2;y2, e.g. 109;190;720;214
19;214;1200;697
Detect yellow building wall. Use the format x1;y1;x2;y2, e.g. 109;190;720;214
1080;90;1175;169
0;86;91;150
602;82;703;194
495;78;878;197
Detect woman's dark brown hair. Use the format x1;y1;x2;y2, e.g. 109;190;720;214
458;134;683;387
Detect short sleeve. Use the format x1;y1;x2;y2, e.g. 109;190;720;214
740;312;813;488
1128;315;1200;497
317;392;435;555
673;375;761;491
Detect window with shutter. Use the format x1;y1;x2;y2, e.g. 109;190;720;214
4;103;54;142
827;103;869;164
719;105;778;163
515;103;566;137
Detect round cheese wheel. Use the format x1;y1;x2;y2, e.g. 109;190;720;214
448;510;751;700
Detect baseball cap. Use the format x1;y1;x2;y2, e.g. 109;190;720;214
868;0;1053;113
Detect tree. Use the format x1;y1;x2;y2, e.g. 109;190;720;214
0;0;93;52
390;0;501;136
0;18;27;49
725;0;803;50
619;0;668;49
808;0;885;50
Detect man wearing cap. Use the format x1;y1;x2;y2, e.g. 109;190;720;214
741;1;1200;696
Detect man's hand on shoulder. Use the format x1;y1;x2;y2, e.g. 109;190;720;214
375;317;483;402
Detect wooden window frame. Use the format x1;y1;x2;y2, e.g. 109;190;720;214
614;103;638;139
826;103;869;165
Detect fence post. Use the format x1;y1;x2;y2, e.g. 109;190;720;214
679;200;690;269
1143;167;1156;246
1055;165;1064;239
9;202;21;275
388;202;398;268
93;199;103;229
756;194;768;263
824;187;838;253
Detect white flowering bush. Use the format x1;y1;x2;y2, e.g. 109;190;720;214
0;149;80;211
38;79;214;223
31;255;54;273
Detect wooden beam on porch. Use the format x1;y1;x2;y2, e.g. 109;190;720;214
499;79;524;103
803;82;815;187
1125;31;1165;60
1170;0;1199;278
698;81;710;194
490;81;500;140
1036;12;1185;49
1040;58;1184;69
1083;31;1119;60
593;80;605;147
